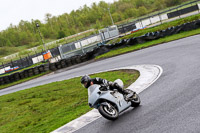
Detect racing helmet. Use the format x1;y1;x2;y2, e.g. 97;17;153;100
81;75;91;88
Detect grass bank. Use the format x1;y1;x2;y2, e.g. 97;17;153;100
96;25;200;59
0;69;139;133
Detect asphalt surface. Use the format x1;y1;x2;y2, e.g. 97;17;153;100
1;34;200;132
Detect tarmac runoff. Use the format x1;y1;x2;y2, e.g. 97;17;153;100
51;64;163;133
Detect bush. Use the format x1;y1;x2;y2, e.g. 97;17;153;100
57;31;66;39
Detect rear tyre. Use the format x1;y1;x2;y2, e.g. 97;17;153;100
131;93;141;107
98;102;118;120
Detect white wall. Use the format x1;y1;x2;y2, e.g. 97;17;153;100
150;15;161;23
160;14;168;20
75;42;81;49
49;56;61;63
135;22;142;29
141;19;151;27
32;55;44;64
0;66;11;74
0;69;5;74
75;35;101;49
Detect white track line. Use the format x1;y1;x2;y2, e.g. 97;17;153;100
51;64;163;133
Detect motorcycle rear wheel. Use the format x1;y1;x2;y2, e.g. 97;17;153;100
98;103;118;120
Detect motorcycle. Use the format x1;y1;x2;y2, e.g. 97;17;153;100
88;79;140;120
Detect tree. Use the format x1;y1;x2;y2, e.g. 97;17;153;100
138;6;148;16
45;13;53;31
0;0;192;57
165;0;182;7
57;31;66;39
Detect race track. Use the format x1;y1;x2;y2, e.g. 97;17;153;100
73;35;200;133
1;34;200;132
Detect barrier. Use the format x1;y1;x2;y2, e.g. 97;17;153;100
55;62;62;69
65;59;72;67
44;63;50;71
37;65;44;73
0;77;4;85
19;71;25;79
13;72;20;81
23;70;29;78
167;5;199;19
3;76;10;84
49;63;57;71
1;19;200;86
60;60;67;68
28;68;34;77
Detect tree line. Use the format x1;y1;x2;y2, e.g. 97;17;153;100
0;0;190;57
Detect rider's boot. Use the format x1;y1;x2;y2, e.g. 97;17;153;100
123;89;137;101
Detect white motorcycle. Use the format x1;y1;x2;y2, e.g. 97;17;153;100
88;79;140;120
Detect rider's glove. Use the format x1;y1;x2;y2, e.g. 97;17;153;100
108;81;114;87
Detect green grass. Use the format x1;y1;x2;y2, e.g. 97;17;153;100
0;70;139;133
0;71;51;90
96;28;200;59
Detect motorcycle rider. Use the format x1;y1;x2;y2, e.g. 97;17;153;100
81;75;133;95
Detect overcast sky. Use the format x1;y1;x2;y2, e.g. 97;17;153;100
0;0;115;31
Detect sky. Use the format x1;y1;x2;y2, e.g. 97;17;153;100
0;0;115;31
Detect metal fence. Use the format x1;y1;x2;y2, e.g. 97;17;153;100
58;34;102;59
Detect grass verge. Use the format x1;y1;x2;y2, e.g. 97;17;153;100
96;27;200;59
0;69;139;133
0;71;51;90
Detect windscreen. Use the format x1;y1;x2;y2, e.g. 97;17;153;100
88;84;99;96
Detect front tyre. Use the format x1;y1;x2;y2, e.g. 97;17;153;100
131;93;141;107
98;103;118;120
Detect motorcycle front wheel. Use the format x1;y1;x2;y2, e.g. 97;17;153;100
98;102;118;120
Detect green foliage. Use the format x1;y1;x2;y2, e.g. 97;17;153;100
57;31;66;39
0;0;194;58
